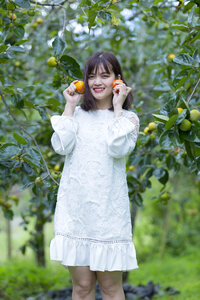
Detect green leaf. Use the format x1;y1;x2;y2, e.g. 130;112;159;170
0;45;8;53
13;132;28;145
153;168;169;185
152;114;169;123
13;25;25;39
153;0;164;4
52;36;66;56
133;193;143;207
159;130;175;149
193;49;200;63
13;0;30;9
7;46;26;53
0;53;10;64
0;143;21;159
60;55;82;79
88;10;98;30
3;209;14;220
153;83;171;91
180;95;190;112
188;6;195;25
165;114;178;130
173;54;195;66
166;154;176;170
98;11;112;21
170;24;189;32
175;109;188;124
23;148;42;168
184;140;195;160
179;125;200;143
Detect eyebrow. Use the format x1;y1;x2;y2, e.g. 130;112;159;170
89;71;110;75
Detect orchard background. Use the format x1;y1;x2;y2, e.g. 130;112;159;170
0;0;200;299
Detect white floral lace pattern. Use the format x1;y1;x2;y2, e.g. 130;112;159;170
49;106;140;271
106;111;140;159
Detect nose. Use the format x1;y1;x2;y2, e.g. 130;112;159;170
93;76;102;85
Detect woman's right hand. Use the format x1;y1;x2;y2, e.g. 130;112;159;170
63;80;83;107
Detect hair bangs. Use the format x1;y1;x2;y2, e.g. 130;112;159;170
87;54;112;76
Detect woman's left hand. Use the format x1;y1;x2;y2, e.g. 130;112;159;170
112;83;132;108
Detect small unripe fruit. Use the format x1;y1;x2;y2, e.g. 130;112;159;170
177;107;183;114
168;54;175;60
174;148;181;155
35;176;42;183
0;198;5;205
5;202;12;209
36;17;43;24
47;56;57;67
32;22;38;28
144;127;149;134
15;61;20;67
179;119;192;131
160;192;170;201
31;207;37;213
128;165;134;171
9;13;16;20
54;164;60;171
150;133;156;140
189;109;200;121
148;122;157;131
10;195;19;201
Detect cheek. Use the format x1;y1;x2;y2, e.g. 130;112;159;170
107;78;115;88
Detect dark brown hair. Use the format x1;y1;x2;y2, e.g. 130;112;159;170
80;51;133;112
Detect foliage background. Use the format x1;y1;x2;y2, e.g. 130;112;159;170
0;0;200;299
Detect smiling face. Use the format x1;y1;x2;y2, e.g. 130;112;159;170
88;63;116;109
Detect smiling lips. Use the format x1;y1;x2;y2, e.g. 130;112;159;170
93;87;105;93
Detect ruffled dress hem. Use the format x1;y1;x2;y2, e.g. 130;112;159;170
50;234;139;272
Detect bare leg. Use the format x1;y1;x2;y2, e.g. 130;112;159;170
96;270;125;300
68;266;97;300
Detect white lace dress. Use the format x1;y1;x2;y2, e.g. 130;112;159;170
49;105;140;271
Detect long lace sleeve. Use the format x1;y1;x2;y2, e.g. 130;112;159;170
106;111;140;159
50;115;79;156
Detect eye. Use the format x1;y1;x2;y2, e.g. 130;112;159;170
88;75;94;79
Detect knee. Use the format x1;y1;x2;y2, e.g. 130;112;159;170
73;279;95;297
99;280;120;296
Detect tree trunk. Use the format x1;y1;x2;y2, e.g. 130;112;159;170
159;199;171;259
6;219;12;260
35;216;45;267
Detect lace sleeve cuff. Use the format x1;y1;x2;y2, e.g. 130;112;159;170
106;112;140;159
50;115;79;156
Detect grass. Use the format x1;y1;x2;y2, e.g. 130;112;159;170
0;246;199;299
129;246;200;300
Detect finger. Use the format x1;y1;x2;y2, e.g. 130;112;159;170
71;83;77;91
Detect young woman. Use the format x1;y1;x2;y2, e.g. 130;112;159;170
50;51;140;300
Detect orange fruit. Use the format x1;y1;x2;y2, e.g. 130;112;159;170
112;74;123;88
74;81;85;94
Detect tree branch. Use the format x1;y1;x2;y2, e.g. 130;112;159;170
30;0;68;7
0;90;58;186
187;78;200;103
